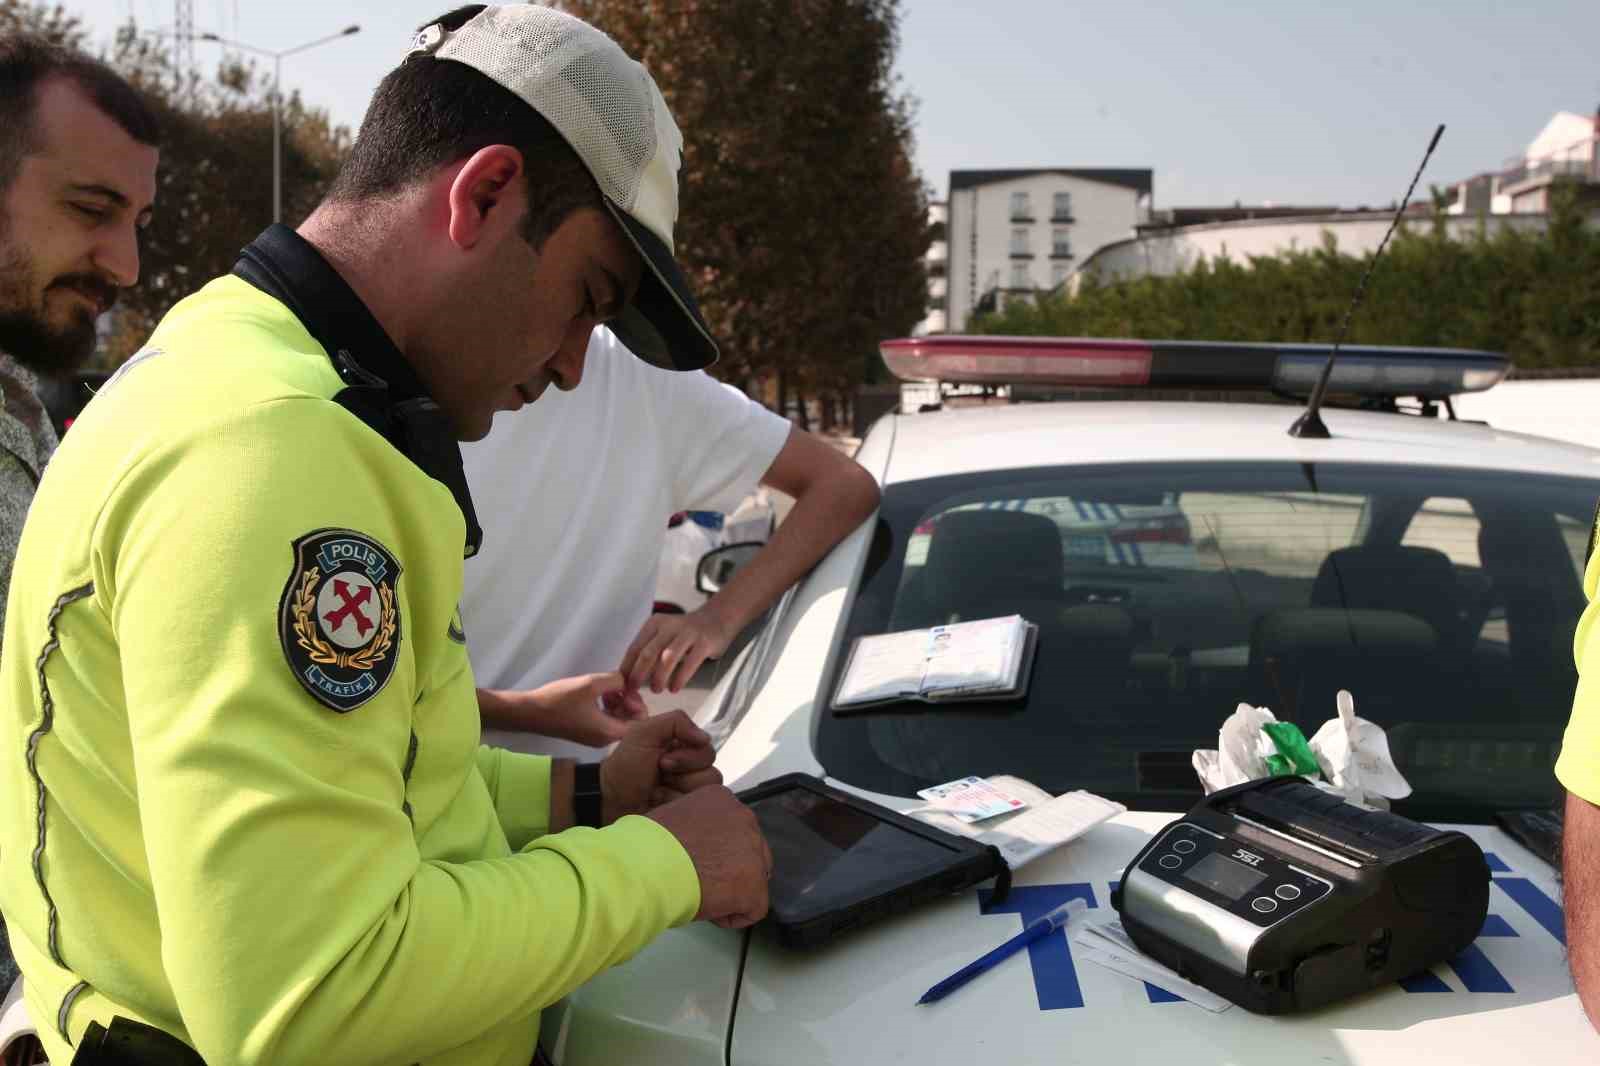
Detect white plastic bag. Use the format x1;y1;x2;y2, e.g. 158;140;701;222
1191;703;1282;793
1306;690;1412;809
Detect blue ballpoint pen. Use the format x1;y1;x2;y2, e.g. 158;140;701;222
917;898;1087;1005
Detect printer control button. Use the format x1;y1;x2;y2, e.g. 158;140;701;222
1252;897;1279;914
1172;839;1197;854
1275;884;1302;901
1158;854;1183;870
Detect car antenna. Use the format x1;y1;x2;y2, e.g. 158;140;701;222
1289;123;1445;439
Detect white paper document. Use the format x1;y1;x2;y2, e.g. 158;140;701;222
975;790;1126;869
1072;920;1234;1012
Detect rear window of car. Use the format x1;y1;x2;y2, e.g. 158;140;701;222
815;461;1598;823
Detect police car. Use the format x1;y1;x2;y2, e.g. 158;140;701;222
654;493;779;615
545;337;1595;1064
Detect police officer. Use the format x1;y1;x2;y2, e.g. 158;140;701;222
0;6;769;1064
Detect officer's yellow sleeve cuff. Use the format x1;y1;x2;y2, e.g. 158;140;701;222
476;746;552;850
531;815;701;928
617;814;701;923
1557;742;1600;807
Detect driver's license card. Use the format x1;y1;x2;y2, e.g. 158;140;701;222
917;776;1029;823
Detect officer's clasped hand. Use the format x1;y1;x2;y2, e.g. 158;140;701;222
598;709;722;823
646;786;772;929
599;710;771;928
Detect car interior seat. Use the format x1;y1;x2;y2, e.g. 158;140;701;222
920;509;1065;623
1249;545;1466;727
1477;521;1582;718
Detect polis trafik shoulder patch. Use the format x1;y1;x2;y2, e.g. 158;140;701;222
279;528;403;712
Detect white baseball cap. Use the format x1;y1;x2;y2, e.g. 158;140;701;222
408;4;718;371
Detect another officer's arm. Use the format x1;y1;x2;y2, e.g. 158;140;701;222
1561;544;1600;1034
1565;791;1600;1032
105;400;701;1065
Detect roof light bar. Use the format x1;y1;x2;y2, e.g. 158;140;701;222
879;337;1509;399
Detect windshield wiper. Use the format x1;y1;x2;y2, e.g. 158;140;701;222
1494;807;1563;869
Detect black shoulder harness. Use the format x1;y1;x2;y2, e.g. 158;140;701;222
233;224;483;558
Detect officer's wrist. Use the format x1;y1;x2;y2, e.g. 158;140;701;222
599;758;645;827
549;758;575;832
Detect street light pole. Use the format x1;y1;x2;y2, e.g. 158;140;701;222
272;53;281;224
198;24;361;225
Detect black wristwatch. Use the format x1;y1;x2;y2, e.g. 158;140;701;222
573;762;604;828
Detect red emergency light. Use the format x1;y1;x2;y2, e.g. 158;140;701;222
880;336;1151;387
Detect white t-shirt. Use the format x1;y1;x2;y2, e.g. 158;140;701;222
460;327;792;757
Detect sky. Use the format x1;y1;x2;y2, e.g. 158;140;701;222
57;0;1600;208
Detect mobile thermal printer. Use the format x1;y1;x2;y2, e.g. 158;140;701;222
1114;777;1488;1013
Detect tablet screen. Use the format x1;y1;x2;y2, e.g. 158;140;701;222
750;786;961;904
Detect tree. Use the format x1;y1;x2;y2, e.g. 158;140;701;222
0;0;78;42
560;0;930;425
2;2;352;365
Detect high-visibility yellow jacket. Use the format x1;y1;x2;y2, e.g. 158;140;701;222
0;275;699;1065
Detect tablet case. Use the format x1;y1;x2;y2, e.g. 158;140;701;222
831;623;1039;716
739;773;1012;949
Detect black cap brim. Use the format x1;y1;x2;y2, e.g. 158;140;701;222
602;199;719;372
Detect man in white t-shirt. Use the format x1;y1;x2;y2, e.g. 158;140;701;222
462;326;880;758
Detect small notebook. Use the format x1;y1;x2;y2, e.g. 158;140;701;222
832;615;1038;713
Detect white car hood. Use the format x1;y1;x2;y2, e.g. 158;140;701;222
729;810;1585;1066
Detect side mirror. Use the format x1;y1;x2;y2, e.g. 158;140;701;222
697;541;764;595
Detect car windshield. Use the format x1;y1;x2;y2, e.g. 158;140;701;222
816;460;1597;823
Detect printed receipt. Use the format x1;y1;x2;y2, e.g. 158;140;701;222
976;790;1127;868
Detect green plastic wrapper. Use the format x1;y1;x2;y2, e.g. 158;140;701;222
1261;721;1321;777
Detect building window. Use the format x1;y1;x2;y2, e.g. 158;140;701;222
1010;191;1032;220
1051;263;1071;287
1010;227;1030;256
1051;229;1072;258
1053;191;1073;220
1010;263;1031;289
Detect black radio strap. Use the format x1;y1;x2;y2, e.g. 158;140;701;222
69;1018;206;1065
233;225;483;558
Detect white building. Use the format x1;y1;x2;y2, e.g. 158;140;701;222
914;200;948;336
1079;105;1600;287
1075;210;1556;287
1495;110;1598;215
1441;108;1599;216
944;168;1153;331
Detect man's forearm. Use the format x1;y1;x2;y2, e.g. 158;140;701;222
701;465;879;636
1566;790;1600;1032
476;685;588;742
477;687;521;729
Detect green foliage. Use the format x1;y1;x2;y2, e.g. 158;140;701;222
978;192;1600;368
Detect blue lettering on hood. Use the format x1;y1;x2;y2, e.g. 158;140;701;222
984;854;1563;1011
